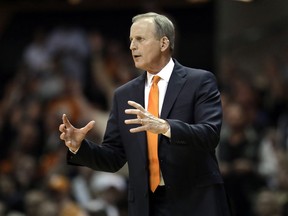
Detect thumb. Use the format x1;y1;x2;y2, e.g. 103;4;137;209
82;120;95;133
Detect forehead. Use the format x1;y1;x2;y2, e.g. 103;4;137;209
130;18;156;37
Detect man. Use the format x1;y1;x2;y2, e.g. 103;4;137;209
59;12;232;216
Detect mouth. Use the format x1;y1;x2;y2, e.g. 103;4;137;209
133;54;141;59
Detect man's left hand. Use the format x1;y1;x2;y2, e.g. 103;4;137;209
124;100;169;134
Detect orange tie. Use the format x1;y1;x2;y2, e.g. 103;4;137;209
147;75;161;192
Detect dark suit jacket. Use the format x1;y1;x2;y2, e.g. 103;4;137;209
67;59;231;216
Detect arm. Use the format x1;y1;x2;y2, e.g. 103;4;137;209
168;72;222;151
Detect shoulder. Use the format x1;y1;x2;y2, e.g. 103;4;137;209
114;73;145;95
173;59;216;80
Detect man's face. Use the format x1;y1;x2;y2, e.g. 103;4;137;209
129;18;162;73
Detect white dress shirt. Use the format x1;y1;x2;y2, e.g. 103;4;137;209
145;58;174;118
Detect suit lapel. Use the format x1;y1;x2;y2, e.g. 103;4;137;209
131;72;146;106
161;61;187;119
130;72;148;162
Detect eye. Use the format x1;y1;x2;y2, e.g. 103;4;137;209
136;36;144;42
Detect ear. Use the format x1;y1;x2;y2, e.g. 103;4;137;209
160;36;170;52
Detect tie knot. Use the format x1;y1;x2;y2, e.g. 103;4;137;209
152;76;161;85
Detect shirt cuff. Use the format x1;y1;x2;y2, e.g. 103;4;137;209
162;127;171;138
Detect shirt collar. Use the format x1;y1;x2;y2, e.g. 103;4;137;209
146;58;174;86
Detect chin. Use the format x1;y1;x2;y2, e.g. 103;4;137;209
134;62;144;70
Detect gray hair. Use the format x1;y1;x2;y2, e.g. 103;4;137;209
132;12;175;52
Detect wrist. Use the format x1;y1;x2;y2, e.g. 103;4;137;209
162;120;171;138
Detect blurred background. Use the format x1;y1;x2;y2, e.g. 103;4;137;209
0;0;288;215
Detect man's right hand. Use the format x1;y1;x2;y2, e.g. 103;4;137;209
59;114;95;152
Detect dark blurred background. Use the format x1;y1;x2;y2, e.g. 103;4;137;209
0;0;288;215
0;0;214;95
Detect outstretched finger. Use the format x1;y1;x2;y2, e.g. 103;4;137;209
128;101;145;112
124;118;142;125
129;125;147;133
62;114;73;128
125;109;141;116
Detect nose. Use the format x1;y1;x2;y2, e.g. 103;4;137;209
130;40;136;51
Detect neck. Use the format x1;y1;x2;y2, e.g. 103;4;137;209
147;57;171;74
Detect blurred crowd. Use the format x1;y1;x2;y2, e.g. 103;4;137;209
0;24;140;216
0;21;288;216
217;46;288;215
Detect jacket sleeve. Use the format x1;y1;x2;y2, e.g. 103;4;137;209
167;71;222;151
